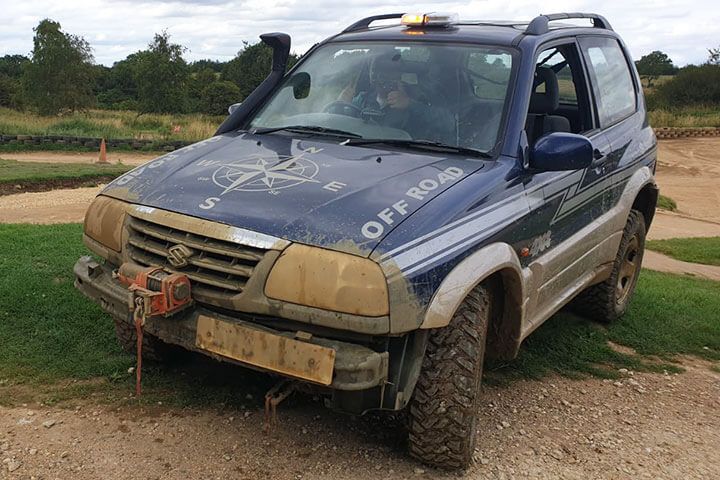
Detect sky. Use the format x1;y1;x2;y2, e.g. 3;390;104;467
1;0;718;67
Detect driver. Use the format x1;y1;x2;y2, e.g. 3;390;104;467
338;52;454;143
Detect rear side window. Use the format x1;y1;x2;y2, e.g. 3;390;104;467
579;37;636;126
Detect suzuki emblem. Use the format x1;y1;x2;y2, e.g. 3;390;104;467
167;244;194;268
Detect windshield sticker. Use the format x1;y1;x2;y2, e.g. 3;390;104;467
361;166;464;239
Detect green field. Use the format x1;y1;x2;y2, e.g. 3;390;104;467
646;237;720;266
0;107;221;143
0;158;131;185
649;107;720;128
1;223;718;406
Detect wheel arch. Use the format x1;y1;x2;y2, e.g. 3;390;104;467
631;181;659;229
420;242;525;360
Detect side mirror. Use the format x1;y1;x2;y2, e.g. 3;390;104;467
228;102;242;115
530;132;593;171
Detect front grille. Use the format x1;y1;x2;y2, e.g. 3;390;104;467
126;215;268;302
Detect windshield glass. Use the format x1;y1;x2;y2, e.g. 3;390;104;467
248;41;514;153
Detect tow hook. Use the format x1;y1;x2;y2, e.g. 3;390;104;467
263;380;296;432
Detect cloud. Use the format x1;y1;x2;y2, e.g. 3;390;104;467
0;0;717;66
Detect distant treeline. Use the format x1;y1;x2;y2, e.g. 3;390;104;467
0;19;299;116
1;20;720;117
633;49;720;110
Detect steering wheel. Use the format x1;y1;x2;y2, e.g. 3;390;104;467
323;101;363;118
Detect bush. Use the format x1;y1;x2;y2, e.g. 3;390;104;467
648;64;720;109
199;81;241;115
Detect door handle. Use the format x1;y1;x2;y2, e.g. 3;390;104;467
591;148;608;168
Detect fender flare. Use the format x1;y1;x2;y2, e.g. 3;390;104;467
420;242;524;330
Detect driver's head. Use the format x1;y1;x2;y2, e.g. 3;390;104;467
369;52;404;95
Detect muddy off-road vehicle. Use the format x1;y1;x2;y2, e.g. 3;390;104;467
75;12;657;468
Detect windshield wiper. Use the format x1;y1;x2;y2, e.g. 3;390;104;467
344;138;491;158
252;125;362;138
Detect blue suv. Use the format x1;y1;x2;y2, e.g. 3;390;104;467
75;12;658;468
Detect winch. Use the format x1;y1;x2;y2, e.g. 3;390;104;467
114;263;193;395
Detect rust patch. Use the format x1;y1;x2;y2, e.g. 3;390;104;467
195;315;336;385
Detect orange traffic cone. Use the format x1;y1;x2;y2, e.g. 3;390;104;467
98;138;108;164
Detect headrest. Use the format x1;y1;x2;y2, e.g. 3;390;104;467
529;66;560;114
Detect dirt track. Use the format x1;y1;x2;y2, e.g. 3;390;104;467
2;359;718;479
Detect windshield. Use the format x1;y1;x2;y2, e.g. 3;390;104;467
248;41;514;153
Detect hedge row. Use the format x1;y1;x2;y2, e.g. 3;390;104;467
0;134;193;151
654;127;720;139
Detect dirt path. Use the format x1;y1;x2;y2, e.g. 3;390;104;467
0;186;102;224
1;359;718;479
655;138;720;224
1;151;159;166
644;250;720;281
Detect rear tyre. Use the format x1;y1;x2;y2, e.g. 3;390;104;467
407;283;493;469
113;318;174;363
572;209;646;323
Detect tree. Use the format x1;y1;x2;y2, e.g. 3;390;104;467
134;31;189;114
0;55;27;108
187;67;219;111
97;53;144;110
635;50;677;88
0;54;29;78
22;19;95;115
199;81;241;115
222;41;298;100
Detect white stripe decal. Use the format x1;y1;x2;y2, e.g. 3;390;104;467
378;170;577;262
381;154;649;276
384;195;528;271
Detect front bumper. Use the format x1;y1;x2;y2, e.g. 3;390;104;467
74;256;389;391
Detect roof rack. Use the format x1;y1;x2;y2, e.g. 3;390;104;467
525;12;612;35
342;13;405;33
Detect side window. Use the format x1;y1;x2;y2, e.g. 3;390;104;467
537;49;577;105
525;43;593;146
579;37;637;127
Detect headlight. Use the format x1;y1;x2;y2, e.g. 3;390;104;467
265;244;389;317
83;196;127;252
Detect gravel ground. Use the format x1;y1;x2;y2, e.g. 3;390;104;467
1;358;718;479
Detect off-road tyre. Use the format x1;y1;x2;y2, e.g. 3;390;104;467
113;318;174;363
407;283;493;469
572;209;646;323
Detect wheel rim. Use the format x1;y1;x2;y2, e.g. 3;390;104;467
616;235;640;305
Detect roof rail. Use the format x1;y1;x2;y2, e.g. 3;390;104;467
525;12;612;35
342;13;405;33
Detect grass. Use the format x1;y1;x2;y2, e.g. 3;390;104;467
649;107;720;128
657;194;677;211
0;158;132;185
646;237;720;266
0;107;221;143
0;224;131;383
0;224;718;406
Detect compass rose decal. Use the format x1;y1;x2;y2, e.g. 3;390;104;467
212;153;319;194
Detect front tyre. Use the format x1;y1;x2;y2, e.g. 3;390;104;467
407;283;493;469
573;209;646;322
